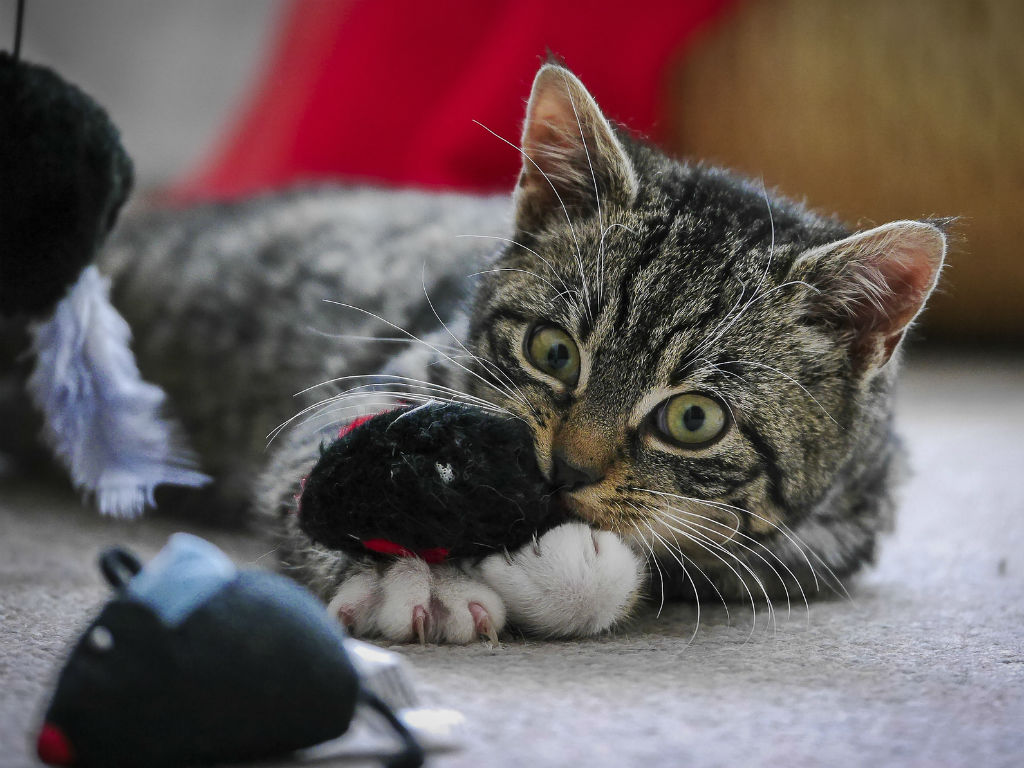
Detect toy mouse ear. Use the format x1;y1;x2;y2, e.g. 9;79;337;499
99;548;142;589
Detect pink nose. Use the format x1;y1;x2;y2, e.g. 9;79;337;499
37;722;75;766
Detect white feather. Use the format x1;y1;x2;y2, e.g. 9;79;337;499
27;266;210;517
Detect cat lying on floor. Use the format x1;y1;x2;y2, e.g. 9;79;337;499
66;64;948;642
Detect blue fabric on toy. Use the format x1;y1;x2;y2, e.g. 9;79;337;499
126;533;236;627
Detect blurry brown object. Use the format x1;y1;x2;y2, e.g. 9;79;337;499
666;0;1023;343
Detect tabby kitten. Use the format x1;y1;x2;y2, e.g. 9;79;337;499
100;64;945;643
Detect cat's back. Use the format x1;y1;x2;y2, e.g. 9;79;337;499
100;186;510;487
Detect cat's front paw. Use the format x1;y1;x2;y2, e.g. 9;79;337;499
476;522;644;638
327;558;506;645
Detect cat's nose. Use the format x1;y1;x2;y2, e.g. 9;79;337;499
551;450;604;490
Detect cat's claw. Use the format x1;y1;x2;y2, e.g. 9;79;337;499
328;560;506;645
412;605;428;645
469;601;499;646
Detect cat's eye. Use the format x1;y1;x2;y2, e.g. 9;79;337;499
525;324;580;386
655;393;727;447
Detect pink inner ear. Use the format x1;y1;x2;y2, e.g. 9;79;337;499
843;222;945;364
865;226;945;334
867;252;934;333
520;79;589;188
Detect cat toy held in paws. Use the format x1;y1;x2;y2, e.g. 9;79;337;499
0;2;208;516
298;404;570;562
36;534;425;768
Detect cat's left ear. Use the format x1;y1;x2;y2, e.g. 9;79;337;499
513;64;638;233
792;220;947;370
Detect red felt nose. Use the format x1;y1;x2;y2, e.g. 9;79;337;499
37;722;74;766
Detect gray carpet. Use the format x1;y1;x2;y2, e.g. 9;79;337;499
2;351;1022;768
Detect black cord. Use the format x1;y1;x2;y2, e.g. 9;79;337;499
13;0;26;61
358;689;425;768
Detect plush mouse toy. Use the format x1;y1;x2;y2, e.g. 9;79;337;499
298;403;570;563
36;534;424;768
0;38;208;515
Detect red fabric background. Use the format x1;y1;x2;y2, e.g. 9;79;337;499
174;0;735;201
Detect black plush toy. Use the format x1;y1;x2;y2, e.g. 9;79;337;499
36;534;424;768
0;51;132;317
298;404;570;563
0;18;208;516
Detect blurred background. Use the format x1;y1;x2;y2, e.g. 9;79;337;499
8;0;1022;346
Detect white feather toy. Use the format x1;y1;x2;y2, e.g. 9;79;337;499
27;267;210;518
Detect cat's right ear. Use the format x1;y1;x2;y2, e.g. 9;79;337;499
792;220;947;371
513;64;638;233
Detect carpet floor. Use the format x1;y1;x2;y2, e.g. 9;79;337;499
2;351;1022;768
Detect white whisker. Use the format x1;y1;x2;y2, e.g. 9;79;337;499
302;329;463;354
472;120;593;324
268;378;512;446
628;520;665;618
467;267;563;293
660;514;776;639
455;234;581;316
420;265;539;418
643;521;700;644
560;70;603;312
639;506;763;639
627;485;844;599
716;358;841;427
655;503;803;620
323;300;532;410
643;514;732;624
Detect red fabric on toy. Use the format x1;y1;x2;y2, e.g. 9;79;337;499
174;0;735;201
37;723;74;767
338;413;378;439
362;539;450;564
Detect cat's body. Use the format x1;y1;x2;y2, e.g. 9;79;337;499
100;188;512;518
7;65;946;643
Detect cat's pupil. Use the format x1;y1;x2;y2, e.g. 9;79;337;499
683;405;705;432
547;343;570;370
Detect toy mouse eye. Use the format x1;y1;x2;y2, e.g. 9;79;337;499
87;625;114;653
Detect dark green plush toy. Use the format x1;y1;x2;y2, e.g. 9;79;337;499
36;534;424;768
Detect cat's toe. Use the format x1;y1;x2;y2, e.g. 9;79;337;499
327;559;507;645
428;566;506;644
326;565;380;636
374;558;432;642
477;521;644;638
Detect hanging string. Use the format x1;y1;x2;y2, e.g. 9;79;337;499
13;0;26;61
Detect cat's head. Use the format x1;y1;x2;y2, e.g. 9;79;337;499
466;64;946;563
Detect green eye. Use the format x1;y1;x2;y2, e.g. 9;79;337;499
656;393;727;447
525;325;580;386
